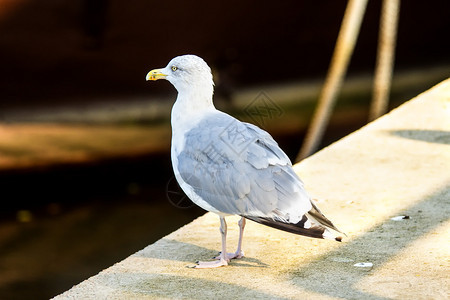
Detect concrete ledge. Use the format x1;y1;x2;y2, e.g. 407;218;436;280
54;79;450;299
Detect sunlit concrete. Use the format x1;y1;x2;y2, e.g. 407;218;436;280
53;79;449;299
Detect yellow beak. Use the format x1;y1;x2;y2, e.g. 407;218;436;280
146;68;167;81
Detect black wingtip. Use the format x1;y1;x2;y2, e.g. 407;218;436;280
245;215;327;239
244;215;345;242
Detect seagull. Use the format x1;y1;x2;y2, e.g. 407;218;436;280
146;55;343;268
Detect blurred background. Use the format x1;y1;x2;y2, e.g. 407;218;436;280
0;0;449;298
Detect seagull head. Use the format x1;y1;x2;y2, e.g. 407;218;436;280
146;55;214;97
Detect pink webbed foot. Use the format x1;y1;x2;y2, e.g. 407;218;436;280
194;257;229;269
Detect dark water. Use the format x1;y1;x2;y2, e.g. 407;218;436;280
0;153;205;299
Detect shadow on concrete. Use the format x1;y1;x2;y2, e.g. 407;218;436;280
389;129;450;145
94;272;288;299
135;239;269;268
288;185;449;299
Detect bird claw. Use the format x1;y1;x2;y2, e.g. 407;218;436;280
214;250;245;260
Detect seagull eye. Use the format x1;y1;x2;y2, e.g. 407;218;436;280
171;66;178;71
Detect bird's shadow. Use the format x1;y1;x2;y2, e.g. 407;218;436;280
134;238;269;268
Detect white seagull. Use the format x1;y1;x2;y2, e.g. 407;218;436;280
146;55;343;268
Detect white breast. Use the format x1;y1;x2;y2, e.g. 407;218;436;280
170;103;226;215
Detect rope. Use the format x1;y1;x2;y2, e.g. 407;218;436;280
369;0;401;121
297;0;368;162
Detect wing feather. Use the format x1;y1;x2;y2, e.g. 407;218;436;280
176;112;311;221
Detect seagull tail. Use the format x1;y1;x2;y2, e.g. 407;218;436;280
305;201;346;241
244;201;345;242
307;201;344;235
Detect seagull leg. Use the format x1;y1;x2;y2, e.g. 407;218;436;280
195;216;229;268
214;216;245;260
234;217;246;258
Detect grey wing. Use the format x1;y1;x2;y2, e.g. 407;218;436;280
177;114;312;222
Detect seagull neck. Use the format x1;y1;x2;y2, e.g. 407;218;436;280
171;89;216;136
173;87;215;115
